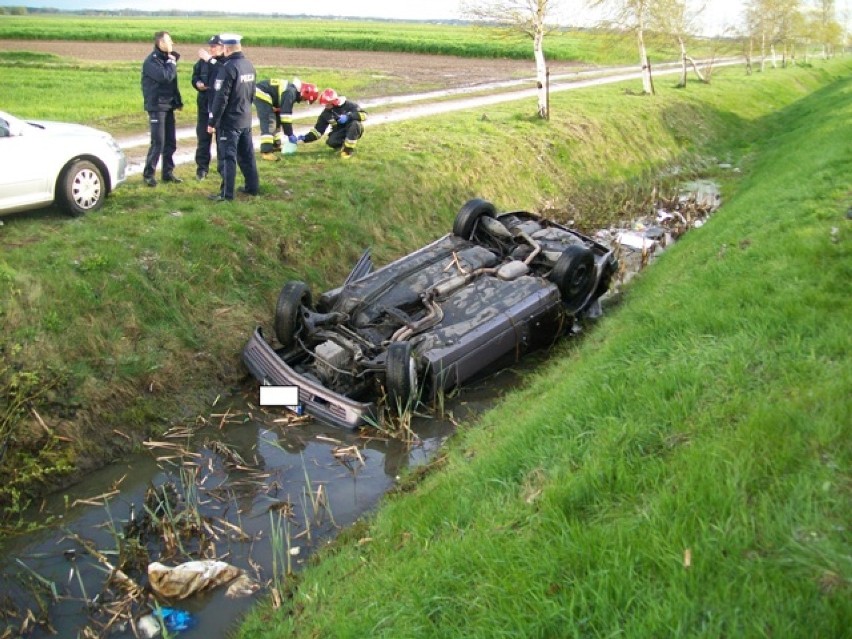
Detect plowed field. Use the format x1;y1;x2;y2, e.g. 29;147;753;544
1;39;586;90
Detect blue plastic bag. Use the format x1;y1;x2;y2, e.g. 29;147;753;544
156;607;197;633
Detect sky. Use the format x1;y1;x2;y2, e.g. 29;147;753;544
1;1;849;37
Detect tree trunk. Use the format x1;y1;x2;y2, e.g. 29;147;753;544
771;43;777;68
678;36;687;88
533;28;548;118
760;33;766;72
746;38;753;75
638;24;653;94
685;55;708;83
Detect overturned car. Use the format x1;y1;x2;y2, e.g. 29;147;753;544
243;198;618;430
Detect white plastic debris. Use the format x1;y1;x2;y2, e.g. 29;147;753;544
225;573;262;598
616;231;657;251
136;614;161;638
148;560;243;600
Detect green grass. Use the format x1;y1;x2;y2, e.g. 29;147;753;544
0;15;728;64
0;55;847;532
0;52;395;135
233;62;852;637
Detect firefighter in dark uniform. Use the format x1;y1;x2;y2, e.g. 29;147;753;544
298;88;366;158
191;34;224;180
141;30;183;186
254;78;319;160
207;34;259;202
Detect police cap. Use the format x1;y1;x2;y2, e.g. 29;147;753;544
207;34;222;45
219;33;242;46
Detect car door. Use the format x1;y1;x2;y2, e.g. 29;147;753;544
0;119;52;212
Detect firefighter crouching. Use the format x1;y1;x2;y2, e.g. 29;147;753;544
254;78;318;160
298;88;366;158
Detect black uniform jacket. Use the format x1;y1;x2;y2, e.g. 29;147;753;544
191;58;211;106
277;83;303;137
142;48;182;113
209;52;256;130
255;78;285;107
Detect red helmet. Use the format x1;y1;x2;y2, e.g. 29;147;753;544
319;88;342;107
300;82;318;104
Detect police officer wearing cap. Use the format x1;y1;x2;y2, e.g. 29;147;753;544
192;34;224;181
207;34;259;202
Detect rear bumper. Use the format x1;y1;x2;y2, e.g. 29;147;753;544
242;327;375;430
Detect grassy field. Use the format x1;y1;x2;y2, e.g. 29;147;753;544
0;54;848;529
234;63;852;637
0;15;727;64
0;51;388;135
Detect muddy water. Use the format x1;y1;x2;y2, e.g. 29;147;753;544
0;364;530;638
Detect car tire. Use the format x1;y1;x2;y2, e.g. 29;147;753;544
453;198;496;240
274;281;312;347
57;160;106;217
386;341;418;409
549;245;596;314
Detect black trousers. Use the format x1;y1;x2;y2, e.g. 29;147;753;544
218;127;259;199
143;110;177;179
195;98;213;173
326;120;363;152
254;99;282;153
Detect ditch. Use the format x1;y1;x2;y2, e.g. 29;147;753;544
0;180;721;638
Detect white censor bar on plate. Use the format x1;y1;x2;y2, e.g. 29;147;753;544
259;385;300;407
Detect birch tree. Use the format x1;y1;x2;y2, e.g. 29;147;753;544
650;0;708;86
590;0;655;94
816;0;843;56
746;0;802;69
462;0;560;118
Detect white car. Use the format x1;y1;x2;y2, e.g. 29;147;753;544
0;110;127;217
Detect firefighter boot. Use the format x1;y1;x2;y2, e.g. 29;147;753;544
261;152;280;162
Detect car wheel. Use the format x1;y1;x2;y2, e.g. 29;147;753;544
57;160;106;217
453;198;496;240
274;281;312;347
386;341;418;409
549;245;596;314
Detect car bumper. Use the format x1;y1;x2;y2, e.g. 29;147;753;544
242;327;376;430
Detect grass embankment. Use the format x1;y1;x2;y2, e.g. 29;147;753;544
1;60;848;528
0;16;723;64
236;66;852;636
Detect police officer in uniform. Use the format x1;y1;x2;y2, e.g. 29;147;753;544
254;78;319;160
141;31;183;186
191;34;224;180
207;34;259;202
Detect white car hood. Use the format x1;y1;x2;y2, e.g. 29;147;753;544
27;120;110;139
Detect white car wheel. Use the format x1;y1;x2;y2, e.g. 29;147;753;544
58;160;106;217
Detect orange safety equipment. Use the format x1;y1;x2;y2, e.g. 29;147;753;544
300;83;319;104
319;88;342;107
